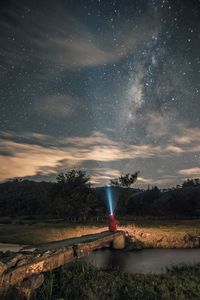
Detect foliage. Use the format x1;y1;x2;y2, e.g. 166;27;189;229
4;260;200;300
126;185;200;217
0;171;104;221
50;170;94;220
56;170;91;188
110;172;139;188
0;173;200;219
182;178;200;187
0;180;50;217
33;262;200;300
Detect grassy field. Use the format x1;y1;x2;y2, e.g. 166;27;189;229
4;262;200;300
0;222;105;245
0;218;200;246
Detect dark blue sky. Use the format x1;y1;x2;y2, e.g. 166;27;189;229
0;0;200;187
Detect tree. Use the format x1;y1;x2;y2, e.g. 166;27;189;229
110;172;139;188
110;172;139;214
182;178;200;188
56;170;91;189
52;170;93;220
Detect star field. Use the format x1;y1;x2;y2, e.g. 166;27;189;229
0;0;200;187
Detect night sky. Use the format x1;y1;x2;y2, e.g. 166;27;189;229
0;0;200;187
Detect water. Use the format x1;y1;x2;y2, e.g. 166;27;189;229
81;248;200;273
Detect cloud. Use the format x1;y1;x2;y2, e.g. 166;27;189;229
0;2;160;73
38;14;160;70
146;111;178;139
164;145;184;154
89;168;121;185
143;113;200;154
177;168;200;176
44;33;116;69
1;127;199;183
0;130;188;182
39;28;157;71
173;125;200;144
137;175;183;187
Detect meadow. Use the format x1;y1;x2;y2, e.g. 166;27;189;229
0;217;200;246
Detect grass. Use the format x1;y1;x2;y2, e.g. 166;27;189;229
4;262;200;300
0;223;106;245
0;218;200;246
121;218;200;234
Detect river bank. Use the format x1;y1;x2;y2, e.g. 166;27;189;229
123;226;200;249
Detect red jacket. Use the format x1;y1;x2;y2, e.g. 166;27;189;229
108;214;119;232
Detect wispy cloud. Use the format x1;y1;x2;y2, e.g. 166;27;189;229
177;168;200;176
146;111;178;139
173;125;200;144
38;28;155;72
144;112;200;153
0;2;160;73
137;176;179;187
164;145;184;154
38;14;160;70
1;128;199;182
0;130;189;181
90;168;121;185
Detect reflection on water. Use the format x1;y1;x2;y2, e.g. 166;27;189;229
81;248;200;273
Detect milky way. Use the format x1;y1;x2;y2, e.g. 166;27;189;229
0;0;200;187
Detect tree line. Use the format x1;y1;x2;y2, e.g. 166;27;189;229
0;170;199;220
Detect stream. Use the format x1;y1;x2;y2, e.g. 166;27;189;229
81;248;200;273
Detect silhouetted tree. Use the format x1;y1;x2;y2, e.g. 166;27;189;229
56;170;91;188
110;172;139;188
50;170;94;220
110;172;139;214
182;178;200;187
